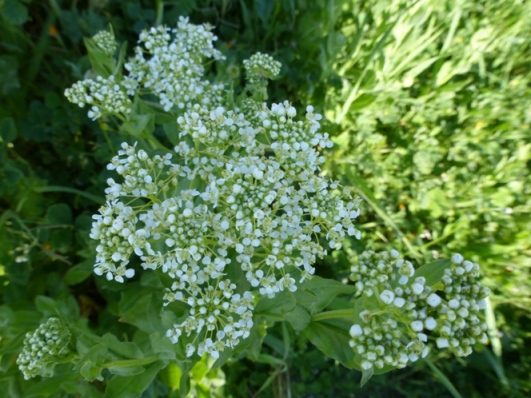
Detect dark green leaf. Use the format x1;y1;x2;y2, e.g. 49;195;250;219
0;117;16;142
103;360;165;398
303;319;359;370
45;203;73;225
65;259;94;285
1;0;28;26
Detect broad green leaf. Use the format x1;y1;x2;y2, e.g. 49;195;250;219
296;276;357;314
303;318;359;370
103;360;166;398
78;345;108;381
45;203;72;225
255;291;296;321
119;287;165;333
35;295;59;315
163;122;180;146
282;302;311;331
360;366;374;387
150;331;179;360
102;333;143;359
1;0;28;25
120;113;154;137
24;374;78;397
65;259;94;285
0;117;16;142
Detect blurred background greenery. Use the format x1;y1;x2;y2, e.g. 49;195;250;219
0;0;529;397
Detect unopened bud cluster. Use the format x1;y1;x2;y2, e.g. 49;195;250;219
349;251;489;371
78;21;361;359
243;52;282;84
92;30;118;56
16;318;71;380
65;75;132;120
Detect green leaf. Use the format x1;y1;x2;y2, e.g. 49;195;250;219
113;41;128;79
414;259;451;287
283;302;311;331
120;113;154;137
303;318;359;370
296;276;357;314
45;203;73;225
119;287;165;333
1;0;28;25
78;344;108;381
0;117;16;143
35;295;57;313
103;360;166;398
360;366;374;387
84;37;116;78
255;291;297;321
65;259;94;285
150;332;178;360
102;333;143;359
0;56;20;95
163;123;180;146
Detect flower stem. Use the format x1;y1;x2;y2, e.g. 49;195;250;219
103;355;160;368
312;309;357;322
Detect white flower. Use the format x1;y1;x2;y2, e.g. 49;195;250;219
436;338;449;349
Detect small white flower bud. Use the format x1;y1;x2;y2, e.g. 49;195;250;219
350;324;363;337
436;338;449;348
452;253;464;264
424;317;437;330
380;290;395;305
411;321;424;332
427;293;442;307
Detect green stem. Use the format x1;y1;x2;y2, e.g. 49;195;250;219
312;309;357;322
103;355;160;368
155;0;164;26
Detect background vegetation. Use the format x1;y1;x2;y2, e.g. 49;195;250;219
0;0;529;396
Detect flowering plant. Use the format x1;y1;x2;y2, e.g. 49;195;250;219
18;18;489;395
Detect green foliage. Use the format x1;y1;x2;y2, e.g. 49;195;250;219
0;0;529;397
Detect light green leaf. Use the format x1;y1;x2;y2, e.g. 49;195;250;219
414;259;451;287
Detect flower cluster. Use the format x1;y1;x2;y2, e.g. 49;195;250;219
65;17;225;118
65;75;132;120
16;318;72;380
348;251;489;371
80;22;361;359
92;30;118;56
243;52;282;82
